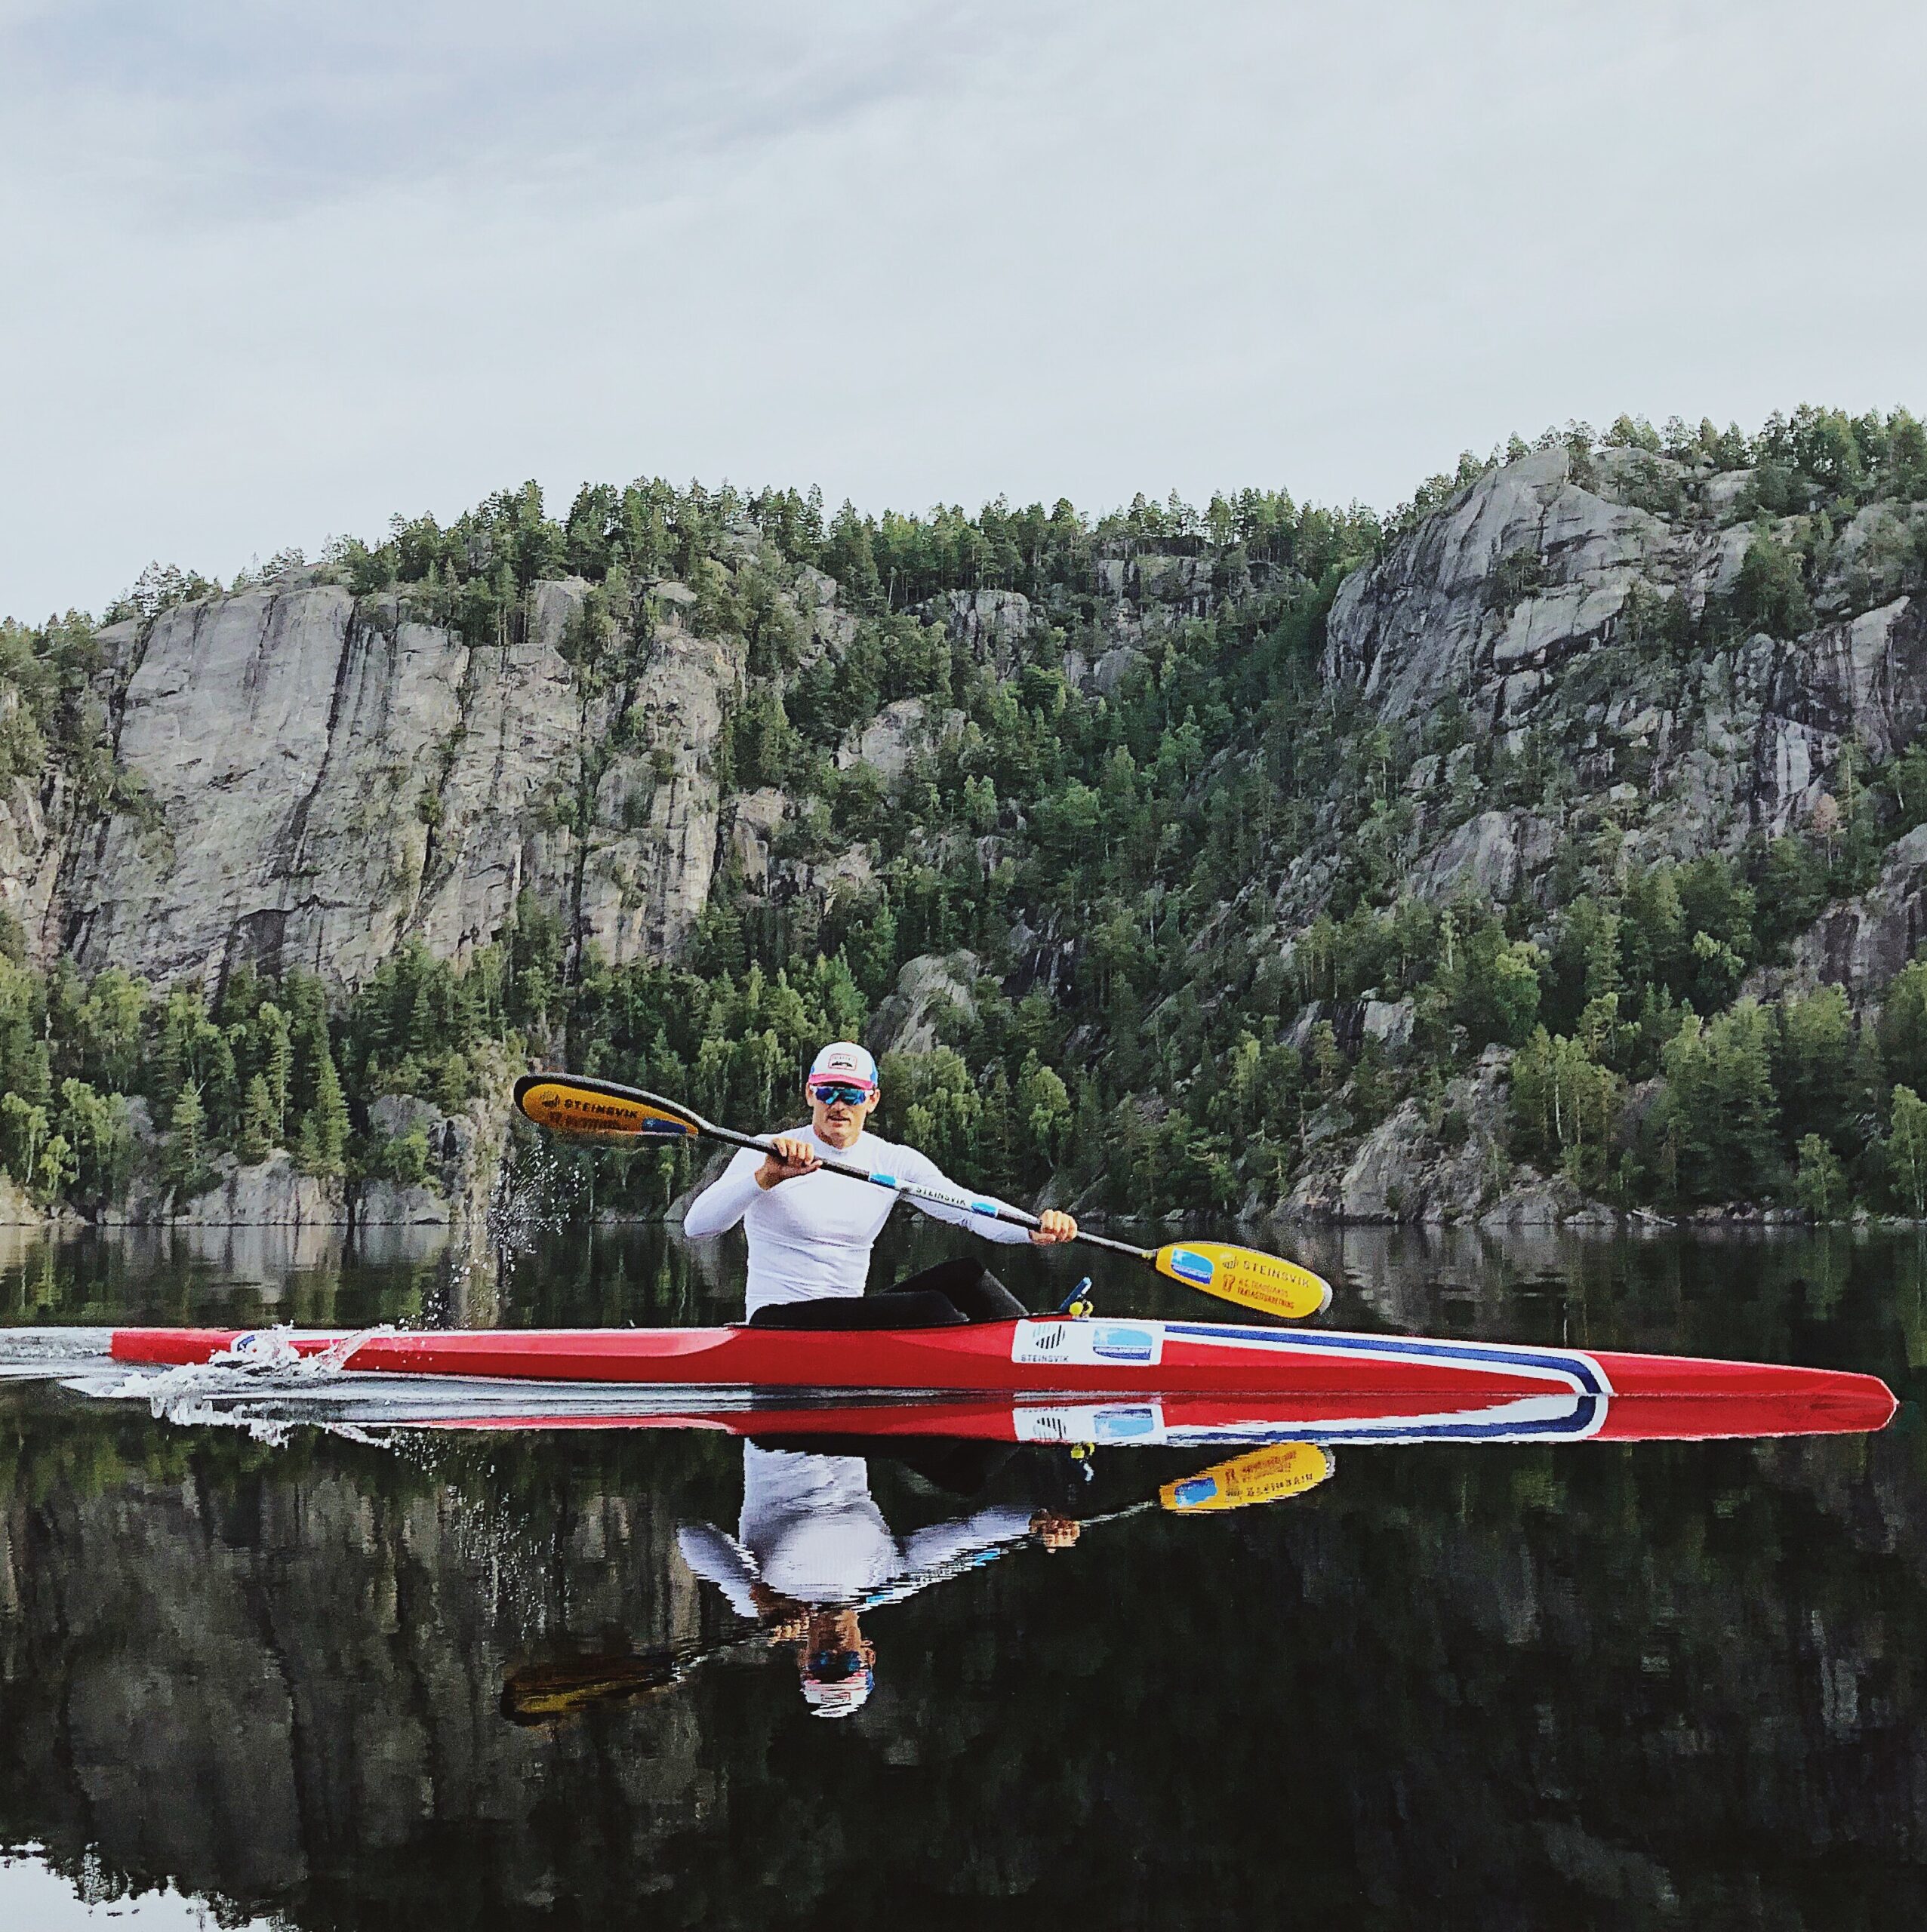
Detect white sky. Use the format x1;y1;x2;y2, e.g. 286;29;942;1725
2;0;1922;621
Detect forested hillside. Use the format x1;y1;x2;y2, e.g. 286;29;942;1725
5;405;1927;1228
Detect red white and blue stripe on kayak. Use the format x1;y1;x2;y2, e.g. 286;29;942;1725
1163;1321;1611;1392
1150;1322;1607;1441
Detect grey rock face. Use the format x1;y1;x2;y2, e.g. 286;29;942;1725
368;1094;442;1139
1325;449;1661;730
837;697;963;783
33;576;742;988
1781;821;1927;998
1324;456;1927;902
1410;809;1556;905
353;1178;452;1227
1360;998;1416;1051
728;786;790;891
0;769;63;965
940;589;1031;668
1277;1048;1581;1226
869;950;980;1058
169;1152;348;1228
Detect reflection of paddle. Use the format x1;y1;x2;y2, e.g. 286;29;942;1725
502;1443;1337;1723
514;1071;1331;1321
1160;1441;1336;1513
503;1651;690;1722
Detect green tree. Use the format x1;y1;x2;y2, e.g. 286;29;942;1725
1658;1002;1781;1202
34;1133;76;1204
1775;985;1862;1152
254;1001;294;1140
1455;930;1543;1048
1793;1134;1847;1220
165;1081;210;1193
845;900;899;1002
1015;1052;1072;1175
1730;531;1812;638
1887;1084;1927;1217
1511;1027;1620;1190
75;968;146;1091
238;1073;276;1165
301;1050;350;1176
0;1093;49;1190
57;1078;131;1204
1879;960;1927;1092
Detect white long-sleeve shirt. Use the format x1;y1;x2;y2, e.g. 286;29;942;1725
677;1443;1037;1611
679;1124;1031;1315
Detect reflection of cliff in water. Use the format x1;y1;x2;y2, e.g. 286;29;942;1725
2;1389;1923;1930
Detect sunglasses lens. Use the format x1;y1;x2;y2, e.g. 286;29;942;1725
811;1084;867;1106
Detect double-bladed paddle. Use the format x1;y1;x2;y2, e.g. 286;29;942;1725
513;1070;1332;1321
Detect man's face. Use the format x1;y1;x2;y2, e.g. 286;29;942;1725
808;1083;873;1147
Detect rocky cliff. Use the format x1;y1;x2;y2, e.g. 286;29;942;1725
1317;445;1925;937
5;417;1927;1226
8;446;1917;999
17;573;746;986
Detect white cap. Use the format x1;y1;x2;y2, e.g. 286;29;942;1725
800;1669;875;1718
808;1041;879;1095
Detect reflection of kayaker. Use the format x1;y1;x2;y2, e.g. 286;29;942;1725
680;1041;1076;1321
500;1441;1334;1726
677;1442;1079;1718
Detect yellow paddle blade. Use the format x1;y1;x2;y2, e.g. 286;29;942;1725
514;1075;700;1143
1152;1240;1331;1320
1160;1442;1335;1515
501;1654;681;1724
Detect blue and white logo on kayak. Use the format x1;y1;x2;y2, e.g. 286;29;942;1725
1012;1319;1164;1368
1091;1324;1158;1364
1016;1401;1167;1446
1167;1247;1214;1286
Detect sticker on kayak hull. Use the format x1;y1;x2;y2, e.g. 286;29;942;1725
1015;1401;1167;1446
1011;1319;1165;1367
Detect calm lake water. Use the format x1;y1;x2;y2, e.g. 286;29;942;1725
0;1217;1922;1930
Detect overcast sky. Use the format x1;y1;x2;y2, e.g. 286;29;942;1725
3;0;1922;621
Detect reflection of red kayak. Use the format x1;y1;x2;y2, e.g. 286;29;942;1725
356;1387;1893;1445
109;1318;1895;1441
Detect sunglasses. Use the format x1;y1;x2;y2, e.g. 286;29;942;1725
807;1647;871;1682
808;1081;873;1108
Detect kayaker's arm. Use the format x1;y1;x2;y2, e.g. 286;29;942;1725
898;1503;1039;1573
893;1149;1050;1245
676;1522;763;1617
681;1149;766;1239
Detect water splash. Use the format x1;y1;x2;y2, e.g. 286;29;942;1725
490;1142;586;1255
435;1143;588;1324
93;1324;397;1438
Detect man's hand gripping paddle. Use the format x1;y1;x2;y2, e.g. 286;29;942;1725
513;1071;1331;1321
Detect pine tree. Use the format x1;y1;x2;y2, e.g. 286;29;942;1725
238;1073;276;1165
1889;1085;1927;1218
311;1051;349;1175
257;1002;293;1141
165;1081;206;1191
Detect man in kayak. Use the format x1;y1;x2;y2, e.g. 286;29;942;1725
681;1041;1077;1321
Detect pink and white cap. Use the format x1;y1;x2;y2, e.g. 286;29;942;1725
807;1041;879;1097
800;1669;875;1718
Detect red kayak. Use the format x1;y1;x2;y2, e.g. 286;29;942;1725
109;1317;1896;1443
